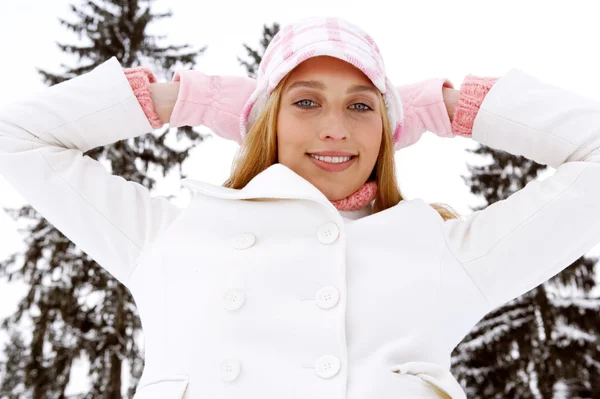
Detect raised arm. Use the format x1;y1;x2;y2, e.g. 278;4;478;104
0;57;182;287
441;69;600;314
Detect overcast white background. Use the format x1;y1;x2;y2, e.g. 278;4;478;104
1;0;600;390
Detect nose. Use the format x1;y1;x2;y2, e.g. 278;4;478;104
318;112;349;141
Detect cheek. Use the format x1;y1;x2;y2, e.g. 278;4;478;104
277;110;307;163
359;121;383;161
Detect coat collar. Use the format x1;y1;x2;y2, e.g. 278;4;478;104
181;163;338;212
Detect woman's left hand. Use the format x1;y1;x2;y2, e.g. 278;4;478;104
442;86;461;123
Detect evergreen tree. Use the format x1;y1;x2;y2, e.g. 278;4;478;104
237;22;280;78
0;1;206;398
451;145;600;397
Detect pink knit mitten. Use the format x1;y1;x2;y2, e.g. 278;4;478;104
123;67;163;129
451;75;499;137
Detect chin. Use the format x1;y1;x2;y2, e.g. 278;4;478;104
316;184;353;202
303;171;360;201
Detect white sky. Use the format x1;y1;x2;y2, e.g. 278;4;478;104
1;0;600;388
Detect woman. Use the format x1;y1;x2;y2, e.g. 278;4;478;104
1;15;599;399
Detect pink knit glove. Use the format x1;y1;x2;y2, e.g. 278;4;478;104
451;75;500;137
123;67;163;129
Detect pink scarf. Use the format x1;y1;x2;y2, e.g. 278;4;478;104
330;181;377;211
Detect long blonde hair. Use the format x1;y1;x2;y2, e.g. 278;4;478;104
223;72;461;221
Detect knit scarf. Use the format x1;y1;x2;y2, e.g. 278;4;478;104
330;181;377;211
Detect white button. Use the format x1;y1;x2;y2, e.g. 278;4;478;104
223;290;245;311
315;286;340;310
220;358;241;382
317;222;340;244
315;355;341;379
234;233;256;250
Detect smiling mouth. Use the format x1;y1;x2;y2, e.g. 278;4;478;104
307;153;357;163
306;153;358;172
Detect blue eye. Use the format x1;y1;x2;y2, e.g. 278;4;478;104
295;99;318;108
350;103;373;112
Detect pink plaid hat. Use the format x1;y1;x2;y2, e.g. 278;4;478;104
239;16;404;143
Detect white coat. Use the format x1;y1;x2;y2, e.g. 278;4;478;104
1;57;599;399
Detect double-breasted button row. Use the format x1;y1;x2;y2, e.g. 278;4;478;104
314;224;341;379
222;223;341;382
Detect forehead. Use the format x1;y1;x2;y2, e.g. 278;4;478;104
284;56;374;88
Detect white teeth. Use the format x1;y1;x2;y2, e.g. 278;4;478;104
309;154;353;163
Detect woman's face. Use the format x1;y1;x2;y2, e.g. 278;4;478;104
277;56;383;201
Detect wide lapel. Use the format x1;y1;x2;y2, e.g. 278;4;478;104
180;163;337;212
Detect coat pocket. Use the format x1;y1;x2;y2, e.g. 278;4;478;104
133;375;190;399
390;361;465;399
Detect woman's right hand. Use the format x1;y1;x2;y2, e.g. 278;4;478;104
150;82;180;124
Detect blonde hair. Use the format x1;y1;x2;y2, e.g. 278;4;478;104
223;72;461;221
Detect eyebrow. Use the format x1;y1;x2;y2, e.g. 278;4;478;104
286;80;378;95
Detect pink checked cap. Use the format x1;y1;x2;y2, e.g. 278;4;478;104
239;16;404;143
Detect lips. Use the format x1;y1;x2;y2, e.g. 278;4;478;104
307;153;357;172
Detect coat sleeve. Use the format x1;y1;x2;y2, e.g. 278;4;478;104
441;67;600;311
0;56;182;286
